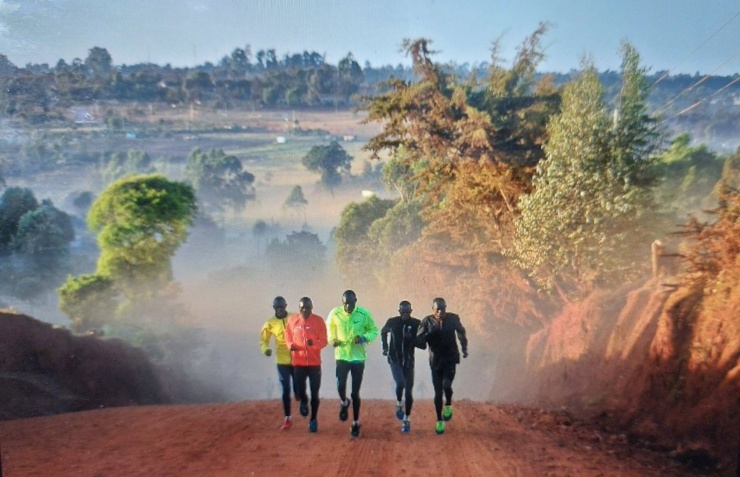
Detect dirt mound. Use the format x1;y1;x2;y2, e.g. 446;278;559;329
0;400;707;477
0;311;168;420
523;278;740;472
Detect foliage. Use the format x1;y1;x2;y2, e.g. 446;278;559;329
265;231;326;272
11;199;75;260
0;187;39;253
333;196;395;275
283;185;308;209
87;174;197;293
512;47;662;292
655;133;725;218
58;273;118;332
184;147;255;218
301;141;353;188
363;29;560;272
99;150;155;184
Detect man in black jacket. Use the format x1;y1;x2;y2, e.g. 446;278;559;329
415;297;468;435
381;300;420;433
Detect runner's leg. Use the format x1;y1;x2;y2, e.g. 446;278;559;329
308;366;322;420
431;366;444;421
350;362;365;421
277;364;292;416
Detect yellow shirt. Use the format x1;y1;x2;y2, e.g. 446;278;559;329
260;315;292;365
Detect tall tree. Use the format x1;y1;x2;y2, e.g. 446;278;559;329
301;141;352;188
184;148;255;218
87;174;197;294
512;51;661;293
0;187;39;254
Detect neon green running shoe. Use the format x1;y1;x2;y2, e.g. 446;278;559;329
443;405;452;421
435;420;445;435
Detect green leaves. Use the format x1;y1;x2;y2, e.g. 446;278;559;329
512;47;661;292
301;141;352;188
184;147;255;218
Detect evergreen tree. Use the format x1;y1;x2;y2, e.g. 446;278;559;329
513;50;661;292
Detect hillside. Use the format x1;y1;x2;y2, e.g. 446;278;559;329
0;400;706;477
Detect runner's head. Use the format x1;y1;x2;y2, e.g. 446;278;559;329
432;297;447;319
399;300;412;320
299;297;313;318
273;295;288;319
342;289;357;313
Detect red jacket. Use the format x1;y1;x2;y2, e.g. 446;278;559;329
285;313;327;366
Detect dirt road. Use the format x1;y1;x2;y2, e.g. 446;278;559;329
0;400;705;477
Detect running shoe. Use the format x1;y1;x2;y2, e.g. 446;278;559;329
299;399;309;417
339;399;351;421
350;422;361;437
443;405;453;421
308;419;318;433
281;418;292;430
395;403;404;420
435;420;445;434
401;419;411;433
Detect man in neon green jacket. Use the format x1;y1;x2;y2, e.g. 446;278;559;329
260;296;298;430
326;289;379;438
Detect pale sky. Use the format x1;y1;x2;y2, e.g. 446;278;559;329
0;0;738;75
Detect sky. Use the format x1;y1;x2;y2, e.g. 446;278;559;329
0;0;738;75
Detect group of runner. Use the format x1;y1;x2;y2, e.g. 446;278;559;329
259;290;468;436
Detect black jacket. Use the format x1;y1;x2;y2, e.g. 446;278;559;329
381;316;420;368
415;313;468;370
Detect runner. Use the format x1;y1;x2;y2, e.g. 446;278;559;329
381;300;420;433
285;297;328;433
415;297;468;435
259;295;297;430
326;289;378;437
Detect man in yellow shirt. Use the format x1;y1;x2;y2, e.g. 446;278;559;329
260;296;298;430
326;290;378;437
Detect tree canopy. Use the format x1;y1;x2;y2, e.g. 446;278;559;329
301;141;353;188
184;148;255;218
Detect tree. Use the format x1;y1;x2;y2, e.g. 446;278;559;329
655;133;724;218
0;187;39;254
283;185;308;223
363;29;560;275
333;196;395;276
301;141;352;188
12;199;74;261
87;174;197;294
84;47;113;78
58;273;117;332
265;231;326;272
337;52;364;97
184;148;255;218
512;52;661;292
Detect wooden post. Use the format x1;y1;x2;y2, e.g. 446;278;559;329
651;239;664;278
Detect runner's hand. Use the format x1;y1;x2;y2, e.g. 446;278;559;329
332;339;341;347
382;348;388;356
463;350;469;358
306;339;314;346
264;349;272;357
354;336;366;344
290;344;298;351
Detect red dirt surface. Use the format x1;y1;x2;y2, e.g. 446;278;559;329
1;400;706;477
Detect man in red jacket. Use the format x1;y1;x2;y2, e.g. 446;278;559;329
285;297;328;433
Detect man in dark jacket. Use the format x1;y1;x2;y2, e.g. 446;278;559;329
381;300;420;433
415;297;468;435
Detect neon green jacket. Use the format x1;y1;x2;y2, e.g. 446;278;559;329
260;315;292;365
326;305;378;362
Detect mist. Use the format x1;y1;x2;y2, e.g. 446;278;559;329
169;179;497;404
